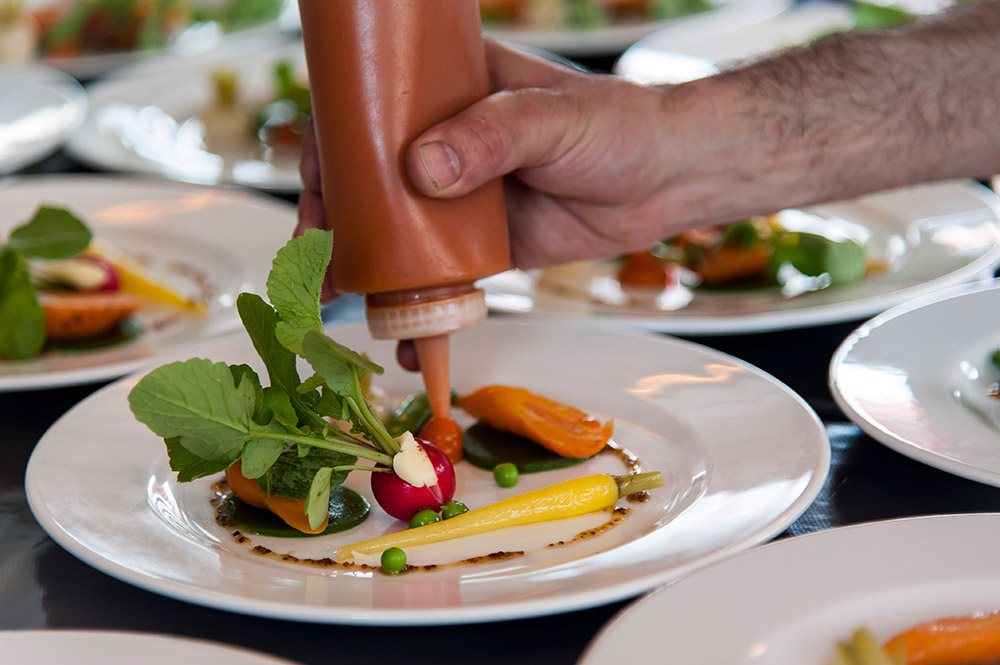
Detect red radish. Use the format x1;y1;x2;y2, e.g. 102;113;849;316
370;439;456;521
79;255;120;292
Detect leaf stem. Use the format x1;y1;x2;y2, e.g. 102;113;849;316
352;369;401;455
252;429;394;467
330;465;391;473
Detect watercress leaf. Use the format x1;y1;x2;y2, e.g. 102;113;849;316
230;363;262;400
266;228;331;355
298;372;325;393
301;329;384;398
261;445;353;499
305;467;333;531
127;358;256;463
7;206;92;259
165;436;231;482
262;386;297;428
0;249;45;360
312;388;345;421
240;438;284;479
237;292;300;391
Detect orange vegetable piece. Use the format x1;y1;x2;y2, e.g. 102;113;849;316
225;461;326;535
883;612;1000;665
419;416;464;464
455;385;612;458
39;291;142;341
617;251;674;290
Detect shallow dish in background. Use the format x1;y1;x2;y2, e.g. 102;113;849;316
0;630;302;665
616;0;957;83
480;180;1000;335
19;0;299;80
0;175;297;391
64;40;304;193
485;0;788;57
26;320;828;624
830;281;1000;487
579;513;1000;664
0;65;85;173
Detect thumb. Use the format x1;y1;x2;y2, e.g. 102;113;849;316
404;87;581;198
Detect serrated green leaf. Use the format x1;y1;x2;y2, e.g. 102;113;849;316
262;386;297;427
305;467;333;531
7;206;92;259
128;358;257;465
301;329;384;396
237;292;300;391
240;438;284;479
0;249;45;359
165;436;232;482
266;229;331;355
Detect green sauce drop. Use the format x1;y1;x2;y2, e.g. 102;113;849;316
463;422;595;474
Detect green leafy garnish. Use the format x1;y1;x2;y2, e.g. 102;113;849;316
0;206;93;360
769;231;868;286
850;0;915;30
129;229;401;532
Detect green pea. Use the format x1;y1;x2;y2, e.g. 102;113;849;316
441;500;469;520
493;462;519;488
408;508;440;529
380;547;407;573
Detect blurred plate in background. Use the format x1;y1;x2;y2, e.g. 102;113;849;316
65;39;304;192
484;0;790;57
480;180;1000;335
0;65;84;173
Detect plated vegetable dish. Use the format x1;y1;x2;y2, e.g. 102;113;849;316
0;204;204;361
0;0;285;63
129;230;662;573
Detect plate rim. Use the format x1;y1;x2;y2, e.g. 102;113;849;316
828;279;1000;486
579;512;1000;664
25;318;830;625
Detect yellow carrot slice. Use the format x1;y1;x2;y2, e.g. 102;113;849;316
336;472;662;563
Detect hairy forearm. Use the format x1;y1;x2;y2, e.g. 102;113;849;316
658;0;1000;229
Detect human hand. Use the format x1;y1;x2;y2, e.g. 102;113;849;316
403;38;724;270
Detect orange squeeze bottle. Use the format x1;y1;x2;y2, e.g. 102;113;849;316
298;0;511;461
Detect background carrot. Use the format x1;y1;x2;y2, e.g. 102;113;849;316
883;612;1000;665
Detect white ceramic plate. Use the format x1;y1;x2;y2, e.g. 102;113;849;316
0;65;85;173
25;0;299;80
26;320;829;625
580;513;1000;664
481;180;1000;335
0;630;301;665
484;0;789;57
65;40;304;192
830;281;1000;487
616;0;954;83
0;175;297;391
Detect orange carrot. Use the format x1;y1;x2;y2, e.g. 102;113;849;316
225;461;325;535
39;291;142;340
455;385;612;458
883;612;1000;665
617;251;674;290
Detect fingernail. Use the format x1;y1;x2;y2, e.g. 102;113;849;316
418;141;461;191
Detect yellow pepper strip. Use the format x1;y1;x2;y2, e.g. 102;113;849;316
87;240;207;312
337;472;662;563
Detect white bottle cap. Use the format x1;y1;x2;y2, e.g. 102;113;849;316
365;288;487;340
